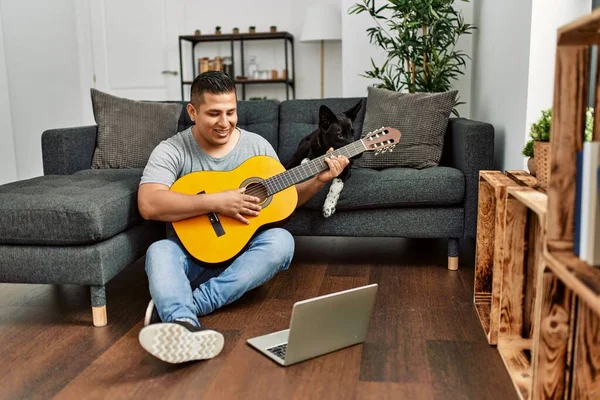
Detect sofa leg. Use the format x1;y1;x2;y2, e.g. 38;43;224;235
90;285;107;327
448;238;459;271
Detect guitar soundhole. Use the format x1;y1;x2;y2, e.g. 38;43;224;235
244;182;269;204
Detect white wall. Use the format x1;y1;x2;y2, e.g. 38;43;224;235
0;6;17;185
0;0;84;180
471;0;533;170
471;0;591;171
341;0;387;98
180;0;342;101
341;0;474;118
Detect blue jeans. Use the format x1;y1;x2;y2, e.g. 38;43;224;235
145;227;294;327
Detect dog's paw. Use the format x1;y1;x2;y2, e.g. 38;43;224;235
301;158;310;165
322;178;344;218
323;204;336;218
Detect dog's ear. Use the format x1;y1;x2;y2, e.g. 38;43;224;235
343;100;362;121
319;105;337;131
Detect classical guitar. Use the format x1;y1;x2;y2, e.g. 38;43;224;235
170;126;401;263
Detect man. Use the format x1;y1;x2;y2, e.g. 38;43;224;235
137;71;349;364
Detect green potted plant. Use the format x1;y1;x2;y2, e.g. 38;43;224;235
523;107;593;185
249;26;256;34
233;27;239;34
270;25;277;33
215;26;221;35
349;0;476;116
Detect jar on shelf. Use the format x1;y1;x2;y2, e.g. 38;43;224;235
223;56;233;77
199;57;210;73
213;56;223;72
247;56;258;80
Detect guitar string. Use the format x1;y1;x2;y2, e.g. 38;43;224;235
242;141;365;197
235;134;391;197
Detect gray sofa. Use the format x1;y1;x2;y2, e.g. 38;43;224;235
0;97;494;327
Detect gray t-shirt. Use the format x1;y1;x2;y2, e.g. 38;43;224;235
140;127;279;239
140;126;279;187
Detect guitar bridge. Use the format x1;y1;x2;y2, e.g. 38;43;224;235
198;191;225;237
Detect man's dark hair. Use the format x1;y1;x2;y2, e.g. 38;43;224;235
190;71;236;106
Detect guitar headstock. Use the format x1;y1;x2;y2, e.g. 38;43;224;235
361;126;401;155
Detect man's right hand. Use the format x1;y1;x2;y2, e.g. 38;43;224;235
211;188;261;224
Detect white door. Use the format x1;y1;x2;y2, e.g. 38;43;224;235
0;9;17;184
87;0;182;101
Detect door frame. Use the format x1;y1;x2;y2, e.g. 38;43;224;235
75;0;95;125
0;6;18;183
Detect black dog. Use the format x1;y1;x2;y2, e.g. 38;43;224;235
285;100;363;217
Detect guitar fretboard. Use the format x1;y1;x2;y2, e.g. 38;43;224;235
265;141;366;195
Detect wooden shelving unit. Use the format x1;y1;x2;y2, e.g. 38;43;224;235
478;10;600;399
474;171;520;344
474;171;540;345
178;31;295;101
496;186;547;400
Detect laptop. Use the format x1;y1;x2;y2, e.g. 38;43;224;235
246;283;378;366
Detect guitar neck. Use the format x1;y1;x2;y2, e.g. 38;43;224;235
266;140;366;195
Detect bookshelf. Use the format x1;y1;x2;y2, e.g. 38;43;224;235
178;32;295;101
501;9;600;399
473;11;600;399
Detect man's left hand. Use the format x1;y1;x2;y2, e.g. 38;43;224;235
316;148;349;183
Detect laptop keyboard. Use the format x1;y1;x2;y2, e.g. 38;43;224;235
267;343;287;359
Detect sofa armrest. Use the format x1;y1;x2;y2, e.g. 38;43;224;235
444;118;495;239
42;125;98;175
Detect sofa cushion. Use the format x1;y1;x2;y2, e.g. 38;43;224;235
355;87;457;169
300;166;464;211
0;169;143;246
278;98;366;165
90;89;182;169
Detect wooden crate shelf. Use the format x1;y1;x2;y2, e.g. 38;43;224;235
492;10;600;399
545;250;600;310
498;338;533;400
489;187;547;400
474;171;538;345
497;187;547;344
506;170;540;189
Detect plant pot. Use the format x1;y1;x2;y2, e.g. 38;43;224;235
533;141;551;189
527;157;536;176
233;28;239;34
270;27;277;33
249;27;256;34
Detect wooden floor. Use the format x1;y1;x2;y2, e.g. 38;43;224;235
0;237;516;400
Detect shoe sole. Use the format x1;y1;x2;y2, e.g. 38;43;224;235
139;323;224;364
143;300;155;327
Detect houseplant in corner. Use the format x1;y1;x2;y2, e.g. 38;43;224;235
349;0;475;116
523;107;593;187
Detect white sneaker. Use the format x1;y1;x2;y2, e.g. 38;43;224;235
138;320;224;364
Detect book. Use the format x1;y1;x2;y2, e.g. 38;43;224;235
579;142;600;266
574;150;583;257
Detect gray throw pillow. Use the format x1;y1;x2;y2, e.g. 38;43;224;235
355;87;457;169
90;88;183;169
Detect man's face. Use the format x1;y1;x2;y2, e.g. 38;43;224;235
187;91;238;147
